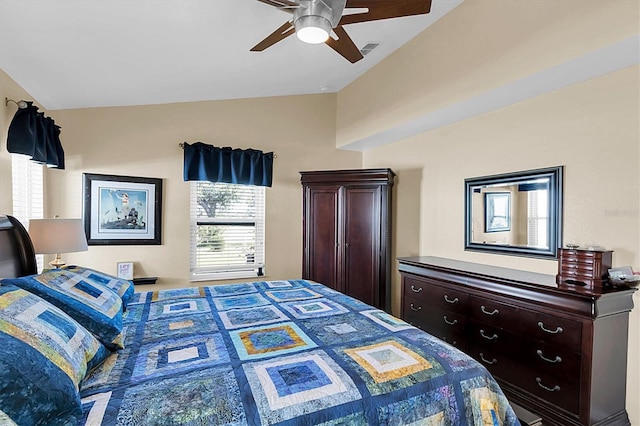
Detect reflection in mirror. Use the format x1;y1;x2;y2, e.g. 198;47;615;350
465;166;563;259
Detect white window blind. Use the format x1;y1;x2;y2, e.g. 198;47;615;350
190;181;265;281
527;189;548;248
11;154;44;270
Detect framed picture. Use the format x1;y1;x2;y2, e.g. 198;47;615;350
83;173;163;245
484;192;511;233
117;261;134;280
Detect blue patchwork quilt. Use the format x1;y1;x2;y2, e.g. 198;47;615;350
79;280;521;425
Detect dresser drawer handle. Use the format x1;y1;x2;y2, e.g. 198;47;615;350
480;306;499;316
536;377;561;392
536;350;562;364
444;295;459;304
443;316;458;326
410;285;423;293
538;322;564;334
479;329;498;340
479;353;497;365
410;303;422;312
443;337;457;346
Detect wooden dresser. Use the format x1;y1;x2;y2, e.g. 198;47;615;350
398;256;636;426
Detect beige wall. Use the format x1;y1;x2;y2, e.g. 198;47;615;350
5;93;361;287
340;1;639;422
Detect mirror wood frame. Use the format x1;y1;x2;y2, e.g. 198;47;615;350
464;166;564;259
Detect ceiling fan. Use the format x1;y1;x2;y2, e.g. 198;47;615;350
251;0;433;63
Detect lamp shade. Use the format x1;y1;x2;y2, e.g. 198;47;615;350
28;218;88;255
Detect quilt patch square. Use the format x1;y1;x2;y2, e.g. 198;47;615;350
117;366;245;425
207;282;257;297
345;340;432;383
264;280;295;288
150;287;206;302
131;334;228;382
280;298;348;319
377;385;461;426
218;305;289;330
360;309;414;332
243;350;361;423
141;313;218;343
148;298;211;320
301;313;388;345
265;288;322;302
461;377;517;426
212;293;270;311
230;322;316;360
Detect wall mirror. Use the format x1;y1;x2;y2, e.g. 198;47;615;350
465;166;563;259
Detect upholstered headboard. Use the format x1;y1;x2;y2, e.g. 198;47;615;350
0;215;37;278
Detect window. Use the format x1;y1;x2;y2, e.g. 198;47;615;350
190;181;265;281
11;154;44;270
527;189;548;248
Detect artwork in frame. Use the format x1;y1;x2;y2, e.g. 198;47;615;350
83;173;163;245
484;192;511;233
117;262;134;280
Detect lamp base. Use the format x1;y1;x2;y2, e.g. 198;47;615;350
49;254;66;269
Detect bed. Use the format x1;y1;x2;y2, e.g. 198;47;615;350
0;215;520;425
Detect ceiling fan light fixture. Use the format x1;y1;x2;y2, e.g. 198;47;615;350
295;15;331;44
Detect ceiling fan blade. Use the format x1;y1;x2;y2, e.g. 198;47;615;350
251;21;296;52
256;0;299;9
340;0;432;25
325;26;364;63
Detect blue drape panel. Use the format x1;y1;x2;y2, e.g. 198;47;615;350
183;142;273;187
6;101;65;169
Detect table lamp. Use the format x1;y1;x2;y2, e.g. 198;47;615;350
28;217;88;268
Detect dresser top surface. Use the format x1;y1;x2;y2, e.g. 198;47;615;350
398;256;636;298
399;256;556;285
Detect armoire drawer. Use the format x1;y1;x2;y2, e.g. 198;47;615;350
403;276;468;313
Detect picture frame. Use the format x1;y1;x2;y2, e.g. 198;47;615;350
484;192;511;233
83;173;163;245
117;261;134;280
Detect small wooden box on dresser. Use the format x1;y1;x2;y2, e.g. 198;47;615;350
398;256;636;426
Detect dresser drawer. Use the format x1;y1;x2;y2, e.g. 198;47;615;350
402;298;468;352
528;340;581;383
468;296;524;328
469;296;582;349
469;341;580;415
403;276;468;313
515;366;580;415
403;295;467;333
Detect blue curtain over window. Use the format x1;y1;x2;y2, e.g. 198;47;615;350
6;101;65;169
183;142;273;187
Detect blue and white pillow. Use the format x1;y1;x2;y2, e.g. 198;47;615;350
0;284;110;425
2;270;125;350
63;265;135;309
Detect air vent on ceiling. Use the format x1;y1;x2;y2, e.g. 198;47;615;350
360;43;380;56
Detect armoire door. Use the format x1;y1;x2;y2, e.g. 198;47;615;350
302;185;342;291
343;185;381;308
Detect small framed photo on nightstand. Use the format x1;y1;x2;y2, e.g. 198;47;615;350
117;262;134;280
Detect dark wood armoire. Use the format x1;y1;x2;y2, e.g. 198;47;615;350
300;169;394;312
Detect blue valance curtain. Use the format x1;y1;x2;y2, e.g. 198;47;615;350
7;101;65;169
182;142;274;187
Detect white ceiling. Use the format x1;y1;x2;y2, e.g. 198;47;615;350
0;0;463;111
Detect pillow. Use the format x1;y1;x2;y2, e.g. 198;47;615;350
63;265;135;309
1;270;125;350
0;284;110;425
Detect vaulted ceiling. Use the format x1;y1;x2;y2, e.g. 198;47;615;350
0;0;462;110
